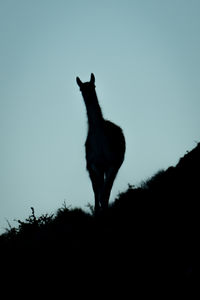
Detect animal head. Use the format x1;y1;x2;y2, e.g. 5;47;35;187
76;73;96;94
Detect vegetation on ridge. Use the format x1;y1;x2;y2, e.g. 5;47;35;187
1;143;198;289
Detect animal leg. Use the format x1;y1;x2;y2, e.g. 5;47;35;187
101;167;119;209
88;166;104;214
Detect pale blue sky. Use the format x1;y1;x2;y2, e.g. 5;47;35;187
0;0;200;232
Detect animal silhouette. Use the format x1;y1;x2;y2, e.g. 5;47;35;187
76;73;126;213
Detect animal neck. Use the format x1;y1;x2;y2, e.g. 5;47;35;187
83;90;104;128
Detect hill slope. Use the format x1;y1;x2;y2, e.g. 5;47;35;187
1;143;198;293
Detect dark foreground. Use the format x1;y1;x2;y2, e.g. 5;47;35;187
1;144;198;296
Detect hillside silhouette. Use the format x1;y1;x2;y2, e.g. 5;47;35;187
0;143;198;294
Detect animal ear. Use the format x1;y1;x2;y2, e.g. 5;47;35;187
90;73;95;84
76;77;83;87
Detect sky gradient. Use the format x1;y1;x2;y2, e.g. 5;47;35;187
0;0;200;232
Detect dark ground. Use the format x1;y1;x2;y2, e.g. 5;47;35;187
1;143;198;296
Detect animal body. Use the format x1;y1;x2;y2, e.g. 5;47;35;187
76;73;125;213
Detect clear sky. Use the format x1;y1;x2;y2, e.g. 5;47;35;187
0;0;200;232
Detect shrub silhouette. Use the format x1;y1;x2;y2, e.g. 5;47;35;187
1;143;198;293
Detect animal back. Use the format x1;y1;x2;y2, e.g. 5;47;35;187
85;120;125;169
103;120;126;162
